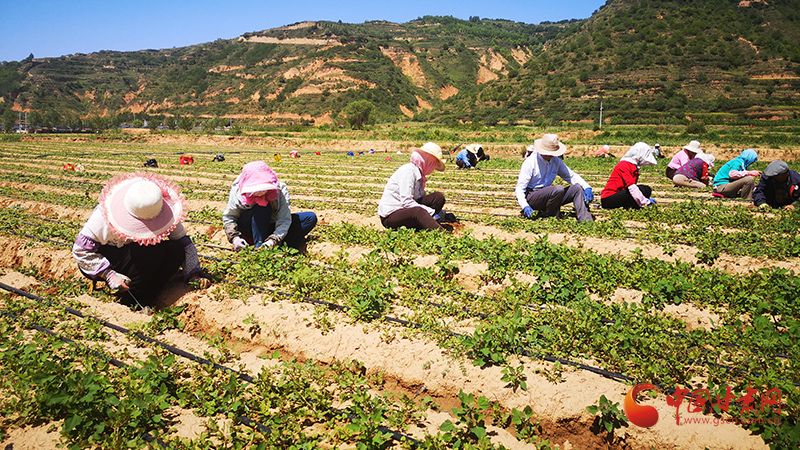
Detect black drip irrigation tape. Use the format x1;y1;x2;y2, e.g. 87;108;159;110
0;227;651;390
0;308;173;450
0;282;422;447
5;218;795;365
0;181;760;238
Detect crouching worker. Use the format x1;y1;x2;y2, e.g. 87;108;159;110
712;149;760;200
223;161;317;251
666;140;701;180
72;172;211;309
673;152;715;189
515;134;594;222
455;144;488;169
600;142;658;209
378;142;453;231
753;160;800;211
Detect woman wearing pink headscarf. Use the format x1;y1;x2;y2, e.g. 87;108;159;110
378;142;452;231
223;161;317;251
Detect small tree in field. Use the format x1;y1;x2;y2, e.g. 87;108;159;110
2;109;16;133
342;100;374;129
686;121;706;135
178;115;195;132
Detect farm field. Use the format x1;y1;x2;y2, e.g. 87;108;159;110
0;134;798;450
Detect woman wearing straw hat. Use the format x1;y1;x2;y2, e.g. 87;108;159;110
665;140;701;180
455;143;487;169
72;172;211;309
223;161;317;252
378;142;453;231
515;134;595;222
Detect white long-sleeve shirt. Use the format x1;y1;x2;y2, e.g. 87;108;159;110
515;154;590;209
377;163;435;217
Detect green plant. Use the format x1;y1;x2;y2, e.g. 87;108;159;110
586;395;628;435
439;390;491;449
501;364;527;392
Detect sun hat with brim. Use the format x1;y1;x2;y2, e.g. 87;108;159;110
466;143;482;155
764;160;789;177
683;140;702;154
533;134;567;157
99;171;186;246
417;142;445;171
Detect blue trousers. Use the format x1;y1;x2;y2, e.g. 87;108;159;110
238;205;317;249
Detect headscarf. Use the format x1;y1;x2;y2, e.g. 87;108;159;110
697;152;716;167
739;149;758;168
237;161;280;207
410;150;439;190
620;142;657;168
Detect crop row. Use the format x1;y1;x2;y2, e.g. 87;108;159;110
2;161;798;262
1;204;797;448
3;204;798;388
0;274;560;450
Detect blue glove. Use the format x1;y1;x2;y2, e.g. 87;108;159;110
649;198;657;206
522;206;534;218
433;213;442;222
583;187;594;203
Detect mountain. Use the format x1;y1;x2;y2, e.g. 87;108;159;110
435;0;800;125
1;0;799;129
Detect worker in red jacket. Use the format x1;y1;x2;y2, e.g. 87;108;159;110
601;142;658;209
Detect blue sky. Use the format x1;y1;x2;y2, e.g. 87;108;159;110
0;0;607;62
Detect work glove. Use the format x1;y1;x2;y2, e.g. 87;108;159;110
443;212;458;223
188;274;212;289
522;206;534;218
105;270;131;293
583;187;594;203
232;236;248;251
758;203;769;210
433;213;442;222
259;237;278;250
648;198;657;206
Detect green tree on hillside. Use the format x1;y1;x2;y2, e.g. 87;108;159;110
2;109;16;133
178;115;195;131
342;100;375;129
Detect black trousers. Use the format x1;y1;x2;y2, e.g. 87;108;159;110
601;185;652;210
83;240;185;307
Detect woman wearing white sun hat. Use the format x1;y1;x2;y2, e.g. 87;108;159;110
666;140;701;180
72;172;210;309
455;143;487;169
378;142;454;230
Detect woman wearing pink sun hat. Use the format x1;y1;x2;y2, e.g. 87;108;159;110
72;172;211;310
